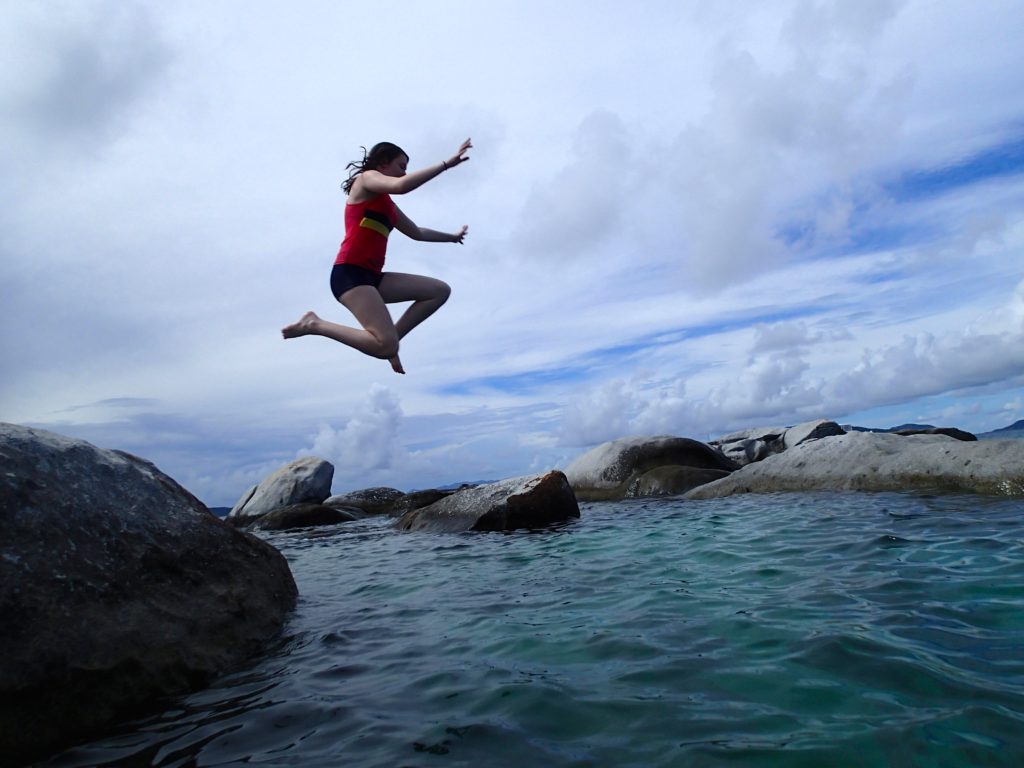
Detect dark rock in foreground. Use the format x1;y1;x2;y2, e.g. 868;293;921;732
0;423;297;765
686;432;1024;498
565;436;739;500
396;471;579;532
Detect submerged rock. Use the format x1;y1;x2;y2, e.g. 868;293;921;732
686;431;1024;499
0;423;297;765
396;471;579;532
252;502;359;531
228;457;333;525
392;488;460;514
625;465;732;498
565;436;739;500
324;486;405;515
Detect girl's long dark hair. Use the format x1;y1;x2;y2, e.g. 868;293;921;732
341;142;407;194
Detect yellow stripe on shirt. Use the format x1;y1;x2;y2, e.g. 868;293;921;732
360;217;391;238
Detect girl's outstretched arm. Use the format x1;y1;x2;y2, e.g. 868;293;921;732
394;206;468;243
361;138;472;196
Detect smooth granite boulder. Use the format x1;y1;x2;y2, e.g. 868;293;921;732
324;486;405;515
396;471;579;532
228;457;333;524
251;502;360;531
0;423;297;765
686;432;1024;499
565;436;739;500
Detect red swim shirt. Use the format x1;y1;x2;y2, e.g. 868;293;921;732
334;194;398;274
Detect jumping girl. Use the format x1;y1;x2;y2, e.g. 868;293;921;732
282;138;471;374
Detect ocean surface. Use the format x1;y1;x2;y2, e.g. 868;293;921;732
43;492;1024;767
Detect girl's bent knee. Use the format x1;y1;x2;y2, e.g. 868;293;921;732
377;337;400;359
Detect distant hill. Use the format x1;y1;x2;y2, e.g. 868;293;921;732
845;419;1024;440
208;507;231;518
984;419;1024;433
844;423;937;433
978;419;1024;440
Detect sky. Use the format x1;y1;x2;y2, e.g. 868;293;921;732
3;0;1024;506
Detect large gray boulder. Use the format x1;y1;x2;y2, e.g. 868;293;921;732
686;431;1024;499
228;457;333;524
0;423;297;765
564;435;738;500
396;471;579;532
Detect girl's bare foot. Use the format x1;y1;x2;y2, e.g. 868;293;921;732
282;311;319;339
389;355;405;374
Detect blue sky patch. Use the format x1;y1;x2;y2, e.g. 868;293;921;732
890;134;1024;201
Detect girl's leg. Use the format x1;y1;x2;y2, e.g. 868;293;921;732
282;286;404;372
378;272;451;340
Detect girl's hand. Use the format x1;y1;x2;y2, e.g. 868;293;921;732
453;225;468;244
446;138;472;169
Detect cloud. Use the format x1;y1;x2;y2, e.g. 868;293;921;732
749;320;853;357
560;379;640;446
512;110;633;263
560;277;1024;442
299;385;404;477
1;1;171;154
782;0;903;52
636;1;916;291
828;316;1024;413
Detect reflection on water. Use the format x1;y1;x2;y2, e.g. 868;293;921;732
43;492;1024;767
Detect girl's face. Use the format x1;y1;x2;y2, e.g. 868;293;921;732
378;154;409;178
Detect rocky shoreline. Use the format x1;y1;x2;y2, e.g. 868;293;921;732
3;417;1023;763
221;418;1024;529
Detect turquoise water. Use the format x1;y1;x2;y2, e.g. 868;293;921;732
44;492;1024;767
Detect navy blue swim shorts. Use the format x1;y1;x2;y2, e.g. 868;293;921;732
330;263;383;299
